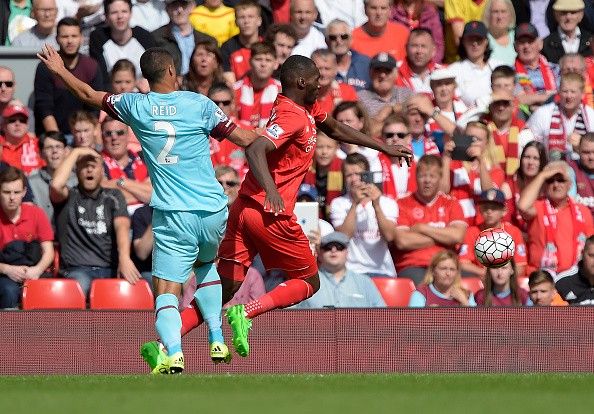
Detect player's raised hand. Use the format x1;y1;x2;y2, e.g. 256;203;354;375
37;44;66;75
264;188;285;216
382;143;413;167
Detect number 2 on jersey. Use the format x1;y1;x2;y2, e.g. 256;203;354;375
155;121;179;164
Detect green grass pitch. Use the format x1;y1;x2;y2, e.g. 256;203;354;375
1;374;594;414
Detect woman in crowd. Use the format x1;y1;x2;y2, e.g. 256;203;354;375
182;39;225;96
332;101;382;181
449;21;501;106
391;0;444;62
475;259;530;306
483;0;517;66
505;141;548;233
409;250;476;307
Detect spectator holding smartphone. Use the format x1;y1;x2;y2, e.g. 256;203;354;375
329;153;398;277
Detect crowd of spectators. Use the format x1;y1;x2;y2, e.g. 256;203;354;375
1;0;594;309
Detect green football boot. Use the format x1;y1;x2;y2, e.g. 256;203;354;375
140;341;169;375
226;304;252;357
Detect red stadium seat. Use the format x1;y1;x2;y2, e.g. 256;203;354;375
22;279;86;310
372;278;415;307
461;277;484;294
89;279;154;310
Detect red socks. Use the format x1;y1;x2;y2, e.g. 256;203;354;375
180;300;203;336
244;279;314;319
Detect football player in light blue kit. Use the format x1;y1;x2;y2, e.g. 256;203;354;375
38;45;258;374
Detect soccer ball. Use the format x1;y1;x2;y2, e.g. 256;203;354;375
474;228;515;268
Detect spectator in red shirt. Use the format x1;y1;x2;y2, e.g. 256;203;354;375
459;188;527;278
234;42;281;128
0;104;44;175
394;154;467;285
518;160;594;279
475;259;530;306
311;48;358;115
0;167;54;309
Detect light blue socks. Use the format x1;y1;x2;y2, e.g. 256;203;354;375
194;263;224;344
155;293;182;355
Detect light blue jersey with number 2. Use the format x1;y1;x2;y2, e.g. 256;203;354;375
105;91;228;212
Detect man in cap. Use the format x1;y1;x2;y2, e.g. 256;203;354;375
357;52;414;121
543;0;592;64
0;104;44;175
458;188;527;278
519;160;593;278
425;68;468;137
293;231;386;308
514;23;559;110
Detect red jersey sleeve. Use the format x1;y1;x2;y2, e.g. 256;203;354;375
262;109;303;148
309;100;328;124
448;198;466;224
34;207;54;242
459;226;479;262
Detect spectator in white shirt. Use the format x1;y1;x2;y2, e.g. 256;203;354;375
290;0;326;57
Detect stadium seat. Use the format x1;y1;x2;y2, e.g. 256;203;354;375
461;277;484;294
89;279;154;310
372;278;415;307
21;279;86;310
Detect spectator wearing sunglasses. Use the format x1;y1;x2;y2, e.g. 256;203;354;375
0;104;44;175
99;116;152;213
294;231;386;308
215;165;240;206
324;19;371;91
0;67;19;122
518;160;593;279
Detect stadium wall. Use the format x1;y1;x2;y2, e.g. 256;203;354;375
2;308;593;374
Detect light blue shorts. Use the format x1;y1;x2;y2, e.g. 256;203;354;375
152;207;228;283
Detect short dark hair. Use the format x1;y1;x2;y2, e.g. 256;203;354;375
57;17;81;35
491;65;516;82
250;41;276;59
580;132;594;147
111;58;136;78
417;154;443;172
68;110;98;128
140;48;174;84
208;82;233;98
235;0;261;14
528;270;555;288
39;131;67;151
343;152;370;172
311;48;336;61
0;166;27;188
586;234;594;250
408;27;433;43
265;23;298;44
104;0;132;15
279;55;317;89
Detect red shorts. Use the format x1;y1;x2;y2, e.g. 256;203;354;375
217;196;318;281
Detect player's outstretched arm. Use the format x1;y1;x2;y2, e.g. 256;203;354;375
37;44;107;109
318;116;412;166
245;137;284;215
227;127;259;148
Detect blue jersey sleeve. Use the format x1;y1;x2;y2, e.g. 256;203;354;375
102;92;135;124
203;98;237;140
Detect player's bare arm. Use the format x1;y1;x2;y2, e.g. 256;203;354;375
38;44;106;109
226;127;259;148
244;137;285;215
318;116;413;166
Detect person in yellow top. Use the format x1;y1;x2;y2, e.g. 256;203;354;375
444;0;489;63
189;0;240;46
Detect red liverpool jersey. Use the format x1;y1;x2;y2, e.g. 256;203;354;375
239;94;327;215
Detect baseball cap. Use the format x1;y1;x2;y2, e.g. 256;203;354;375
320;231;350;248
1;103;29;119
297;183;319;201
478;189;506;206
430;67;456;82
370;52;397;71
552;0;585;11
515;23;539;41
462;21;488;39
